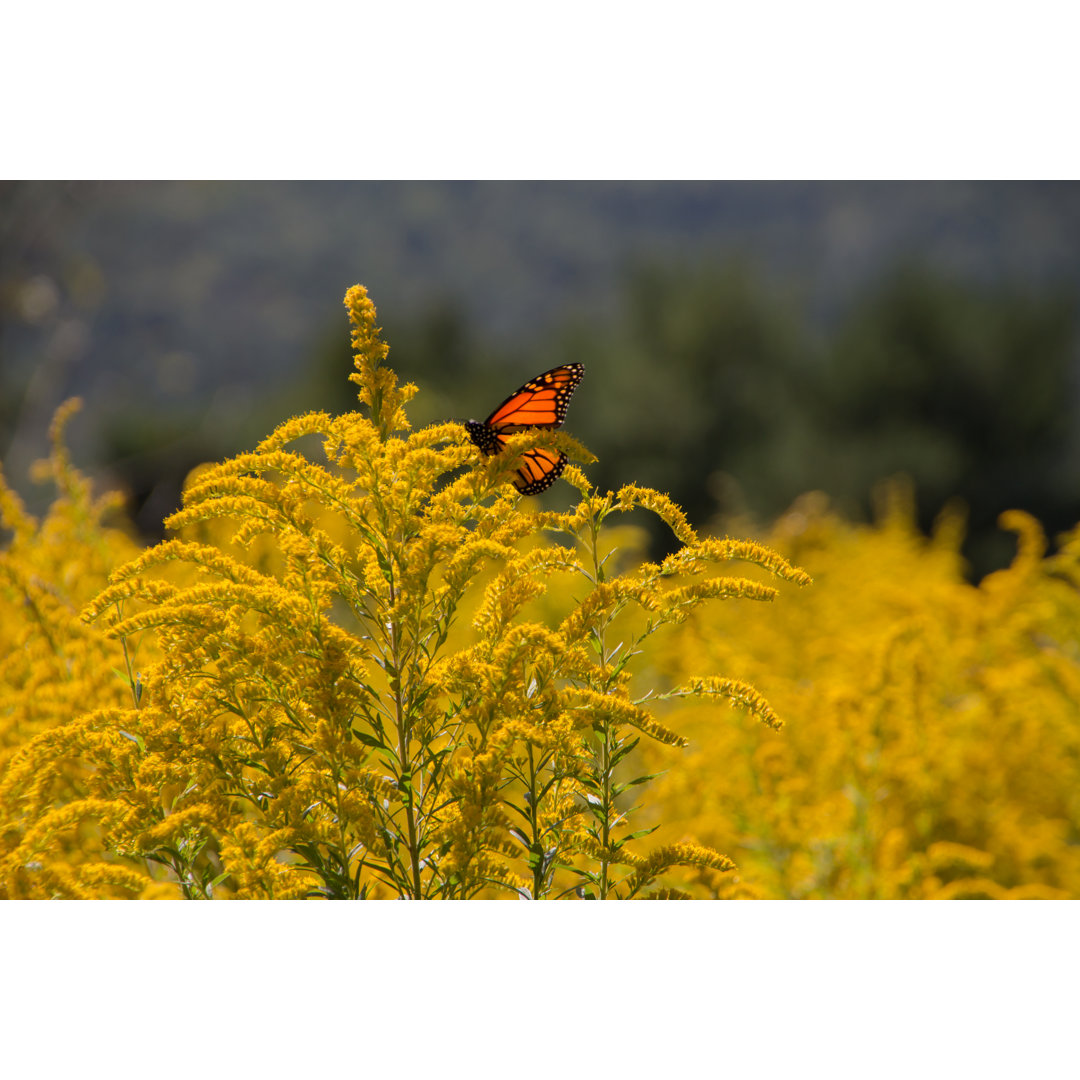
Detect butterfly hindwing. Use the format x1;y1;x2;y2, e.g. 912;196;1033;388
513;447;567;495
465;363;583;495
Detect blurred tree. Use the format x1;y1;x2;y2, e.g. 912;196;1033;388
0;182;103;483
292;260;1079;577
558;260;813;535
551;260;1079;576
822;266;1079;574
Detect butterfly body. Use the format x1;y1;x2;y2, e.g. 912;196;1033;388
465;362;584;494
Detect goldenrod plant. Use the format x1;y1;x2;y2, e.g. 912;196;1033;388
643;486;1080;899
0;286;807;898
0;400;156;898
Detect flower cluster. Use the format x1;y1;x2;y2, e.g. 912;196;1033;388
0;400;160;898
0;286;804;898
644;485;1080;898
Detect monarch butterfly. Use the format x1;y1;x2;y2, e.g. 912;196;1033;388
464;362;585;494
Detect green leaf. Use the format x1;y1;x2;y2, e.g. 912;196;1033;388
507;826;531;848
118;729;146;753
623;825;660;842
610;736;641;767
621;772;662;789
350;728;388;750
503;800;531;825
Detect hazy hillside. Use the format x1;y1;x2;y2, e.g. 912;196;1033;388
6;181;1079;402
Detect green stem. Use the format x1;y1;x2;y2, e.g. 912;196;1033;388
388;565;423;900
116;602;141;709
586;510;617;900
526;743;545;899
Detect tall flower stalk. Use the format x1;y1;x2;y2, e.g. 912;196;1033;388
1;285;808;898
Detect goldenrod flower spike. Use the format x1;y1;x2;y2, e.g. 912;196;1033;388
344;284;417;438
0;462;37;543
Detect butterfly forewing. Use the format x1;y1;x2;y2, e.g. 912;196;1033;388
482;363;584;431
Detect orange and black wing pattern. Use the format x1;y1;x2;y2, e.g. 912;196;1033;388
464;363;584;494
509;446;567;495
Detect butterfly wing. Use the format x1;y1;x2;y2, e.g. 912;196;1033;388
512;447;567;495
465;363;584;493
483;363;584;432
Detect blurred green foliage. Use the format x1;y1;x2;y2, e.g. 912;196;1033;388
298;260;1078;577
4;188;1076;579
822;267;1078;573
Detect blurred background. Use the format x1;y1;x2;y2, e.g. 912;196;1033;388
2;180;1078;576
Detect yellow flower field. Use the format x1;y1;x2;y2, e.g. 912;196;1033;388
644;489;1080;898
2;286;1076;898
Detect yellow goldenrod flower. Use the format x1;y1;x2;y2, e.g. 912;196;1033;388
640;485;1080;899
1;287;811;900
